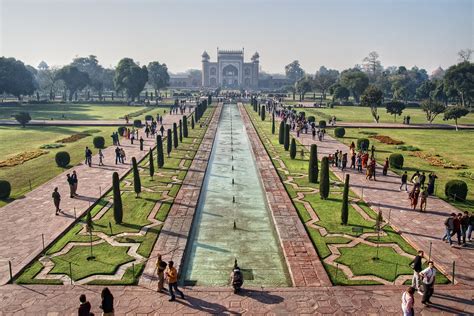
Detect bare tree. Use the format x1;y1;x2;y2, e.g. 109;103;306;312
362;51;383;80
458;49;473;62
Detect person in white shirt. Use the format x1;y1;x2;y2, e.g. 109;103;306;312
401;286;415;316
419;261;436;305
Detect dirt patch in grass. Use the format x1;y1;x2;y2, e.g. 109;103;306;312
410;151;468;169
56;133;90;143
0;150;47;168
370;135;404;145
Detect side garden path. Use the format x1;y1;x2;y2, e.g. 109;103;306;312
288;122;474;286
0;112;192;285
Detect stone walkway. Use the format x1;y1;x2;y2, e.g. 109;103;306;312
0;112;192;285
282;117;474;286
0;283;472;315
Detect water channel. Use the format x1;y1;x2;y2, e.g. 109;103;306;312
182;103;291;287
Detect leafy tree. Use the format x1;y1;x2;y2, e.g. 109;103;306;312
421;99;446;124
71;55;106;99
362;51;383;82
173;123;178;148
390;66;428;104
132;157;141;197
149;149;154;180
271;112;275;134
0;57;36;99
114;58;148;101
36;66;62;101
183;116;188;137
285;60;305;83
340;68;369;103
55;65;89;101
14;112;31;127
319;157;330;199
284;124;290;151
148;61;170;96
444;61;474;109
341;174;350;225
443;106;469;131
385;100;406;122
278;121;285;144
290;138;297;159
308;144;318;183
112;172;123;224
156;135;165;167
333;85;350;101
296;77;313;100
416;80;436;100
167;129;172;157
361;85;383;122
314;66;339;103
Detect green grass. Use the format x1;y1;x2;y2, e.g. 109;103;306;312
46;224;101;255
323;262;382;286
87;263;145;285
335;128;474;210
15;261;63;285
304;105;474;125
49;242;135;281
0;125;116;207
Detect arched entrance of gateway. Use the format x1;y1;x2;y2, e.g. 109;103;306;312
222;65;239;88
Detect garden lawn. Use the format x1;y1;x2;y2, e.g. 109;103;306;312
334;128;474;210
0;126;116;207
304;105;474;125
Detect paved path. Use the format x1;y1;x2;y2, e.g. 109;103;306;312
0;112;192;285
284;120;474;286
0;283;472;315
0;119;131;126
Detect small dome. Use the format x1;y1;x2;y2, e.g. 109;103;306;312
251;52;260;61
202;51;210;60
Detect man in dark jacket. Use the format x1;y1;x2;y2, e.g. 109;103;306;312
78;294;93;316
410;250;424;292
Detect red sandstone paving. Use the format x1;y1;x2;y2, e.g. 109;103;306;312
0;112;193;285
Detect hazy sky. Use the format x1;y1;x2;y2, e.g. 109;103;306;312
1;0;472;74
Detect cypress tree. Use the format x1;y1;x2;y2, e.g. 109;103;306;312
271;112;275;134
112;172;122;224
191;115;195;129
284;124;290;151
258;103;261;114
341;174;350;225
179;120;183;143
156;135;164;167
167;129;172;157
319;156;330;199
290;138;297;159
149;148;154;180
132;157;141;197
183;115;188;137
173;123;178;148
86;210;93;232
261;105;266;121
279;121;285;144
308;144;318;183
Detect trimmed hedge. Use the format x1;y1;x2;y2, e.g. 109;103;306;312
389;153;404;169
55;151;70;167
118;126;126;136
319;120;327;128
357;138;370;151
133;119;142;128
334;127;345;138
93;136;105;148
445;180;468;201
145;115;153;121
307;116;316;123
0;180;11;199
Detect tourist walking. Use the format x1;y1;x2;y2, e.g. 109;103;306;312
382;158;389;176
98;149;104;166
139;137;144;151
400;171;408;191
78;294;92;316
166;261;184;301
120;148;126;163
115;147;121;164
461;211;469;245
420;261;436;305
420;188;428;211
85;147;92;167
67;174;74;198
427;173;437;195
442;213;455;245
156;254;167;292
409;185;420;210
52;187;61;215
452;213;462;245
467;212;474;242
71;171;78;196
409;250;423;292
401;287;415;316
420;172;426;188
100;287;114;316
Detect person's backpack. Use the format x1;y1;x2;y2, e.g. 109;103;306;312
233;270;243;284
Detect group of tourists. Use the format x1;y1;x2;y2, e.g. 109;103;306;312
442;211;473;247
114;147;127;164
401;171;438;211
78;287;114;316
403;115;412;125
110;132;121;146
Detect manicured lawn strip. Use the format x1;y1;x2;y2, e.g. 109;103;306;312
334;128;474;211
50;242;135;281
15;261;63;285
323;262;382;286
46;224;101;255
87;263;145;285
136;226;162;258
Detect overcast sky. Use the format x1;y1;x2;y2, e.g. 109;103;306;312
1;0;472;74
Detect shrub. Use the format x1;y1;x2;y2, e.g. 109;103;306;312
118;126;126;136
271;112;275;134
319;120;326;128
145;115;153;121
149;149;154;179
112;172;123;224
0;180;11;199
395;145;420;152
334;127;345;138
389;153;404;169
445;180;468;201
261;105;266;121
183;116;188;137
308;144;318;183
132;157;141;197
173;123;178;148
14;112;31;127
93;136;105;148
133;119;142;128
40;143;65;149
290;138;297;159
284;124;290;151
278;121;285;144
341;174;350;225
357;138;370;151
319;157;330;199
55;151;70;167
307;116;316;123
156;135;164;167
